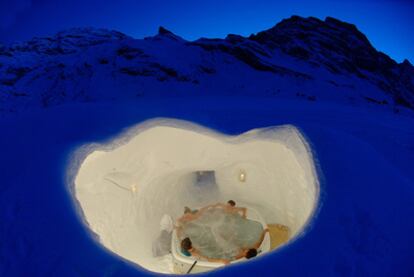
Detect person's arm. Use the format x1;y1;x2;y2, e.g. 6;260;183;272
234;249;247;260
189;248;201;259
197;203;219;214
175;224;183;238
197;205;211;213
182;204;217;223
191;249;230;264
177;214;191;223
207;257;230;265
177;212;192;223
180;210;205;223
227;207;247;218
213;203;226;209
242;207;247;218
235;207;247;218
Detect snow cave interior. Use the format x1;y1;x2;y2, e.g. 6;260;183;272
71;119;320;274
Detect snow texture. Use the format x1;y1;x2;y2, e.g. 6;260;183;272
0;16;413;115
1;97;414;276
73;120;318;273
0;15;414;277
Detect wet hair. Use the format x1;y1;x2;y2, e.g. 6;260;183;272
245;248;257;259
227;200;236;207
184;206;191;214
181;237;192;250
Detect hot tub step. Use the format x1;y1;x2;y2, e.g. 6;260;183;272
268;224;290;250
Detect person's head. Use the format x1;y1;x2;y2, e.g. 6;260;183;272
184;206;191;214
181;237;192;251
245;248;257;259
227;200;236;207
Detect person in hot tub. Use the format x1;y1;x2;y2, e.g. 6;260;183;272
175;206;204;238
176;206;201;226
234;227;269;260
177;200;246;225
180;228;268;264
175;200;247;238
224;200;247;218
200;200;247;218
180;237;230;264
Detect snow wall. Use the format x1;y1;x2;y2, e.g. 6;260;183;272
71;118;320;273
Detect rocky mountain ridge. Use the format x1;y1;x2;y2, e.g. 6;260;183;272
0;16;413;114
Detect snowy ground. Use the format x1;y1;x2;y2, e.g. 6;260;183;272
1;97;414;276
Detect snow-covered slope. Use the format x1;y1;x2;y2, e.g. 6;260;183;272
1;98;414;276
0;16;413;114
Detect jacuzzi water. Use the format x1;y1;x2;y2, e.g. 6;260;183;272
72;118;320;273
180;207;265;260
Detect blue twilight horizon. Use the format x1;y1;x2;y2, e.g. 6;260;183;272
0;0;413;63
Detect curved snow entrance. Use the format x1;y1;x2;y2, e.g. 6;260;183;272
72;119;320;274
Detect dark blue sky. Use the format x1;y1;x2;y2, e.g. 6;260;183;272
0;0;413;63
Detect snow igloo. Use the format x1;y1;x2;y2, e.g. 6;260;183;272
71;118;320;274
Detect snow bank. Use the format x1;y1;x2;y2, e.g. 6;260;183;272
72;118;319;273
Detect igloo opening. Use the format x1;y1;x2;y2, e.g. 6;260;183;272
72;119;320;274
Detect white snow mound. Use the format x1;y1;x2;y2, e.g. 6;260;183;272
72;118;320;273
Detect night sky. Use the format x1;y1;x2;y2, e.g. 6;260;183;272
0;0;413;63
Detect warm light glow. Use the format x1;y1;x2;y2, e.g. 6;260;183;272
239;170;246;182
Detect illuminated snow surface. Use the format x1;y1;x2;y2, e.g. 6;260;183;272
74;119;319;273
1;97;414;276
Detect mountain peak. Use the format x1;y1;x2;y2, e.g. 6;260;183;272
54;27;127;39
153;26;184;42
324;16;359;33
158;26;174;36
250;15;392;75
6;27;128;55
251;15;371;49
1;16;413;113
402;59;413;67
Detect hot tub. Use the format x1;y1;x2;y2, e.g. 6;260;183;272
171;205;271;274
